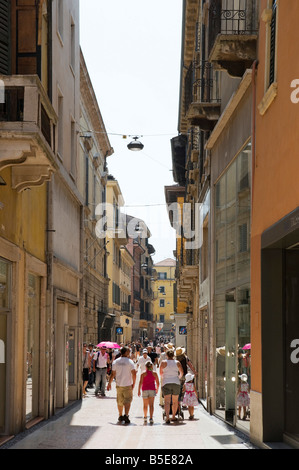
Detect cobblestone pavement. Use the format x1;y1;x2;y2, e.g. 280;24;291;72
3;371;258;451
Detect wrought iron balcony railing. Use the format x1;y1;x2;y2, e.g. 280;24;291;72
209;0;258;42
185;60;220;115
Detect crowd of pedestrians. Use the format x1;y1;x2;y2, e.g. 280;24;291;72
82;339;198;425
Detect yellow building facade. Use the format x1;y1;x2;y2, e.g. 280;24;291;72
152;258;176;339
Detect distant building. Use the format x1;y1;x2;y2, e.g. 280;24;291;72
152;258;176;339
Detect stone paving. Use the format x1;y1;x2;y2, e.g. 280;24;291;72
3;371;258;451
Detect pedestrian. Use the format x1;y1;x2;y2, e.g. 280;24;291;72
182;373;198;420
175;347;197;404
137;349;152;374
147;346;158;371
160;349;184;424
107;348;113;378
82;342;90;397
88;343;96;389
237;374;250;420
138;361;159;424
158;343;174;407
107;346;136;424
94;346;110;397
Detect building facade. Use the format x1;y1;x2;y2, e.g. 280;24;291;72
152;258;176;340
0;0;112;440
251;0;299;448
171;0;257;435
0;0;82;437
79;50;113;346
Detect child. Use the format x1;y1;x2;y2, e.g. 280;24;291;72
138;361;159;424
237;374;250;420
182;373;198;420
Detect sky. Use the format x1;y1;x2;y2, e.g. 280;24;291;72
79;0;183;263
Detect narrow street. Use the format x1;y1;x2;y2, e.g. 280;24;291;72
3;370;257;452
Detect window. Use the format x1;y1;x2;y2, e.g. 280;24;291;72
239;223;248;253
269;0;277;87
158;272;167;280
159;299;165;308
70;119;76;177
159;315;165;323
258;0;278;115
57;93;63;158
58;0;64;39
70;20;75;71
158;286;165;294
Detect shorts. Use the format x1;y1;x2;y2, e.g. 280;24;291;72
83;368;89;381
142;390;156;398
162;383;180;396
116;386;133;406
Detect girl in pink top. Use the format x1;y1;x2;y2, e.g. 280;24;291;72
138;361;159;424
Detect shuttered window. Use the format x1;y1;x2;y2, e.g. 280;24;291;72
0;0;10;74
16;0;39;76
269;0;277;86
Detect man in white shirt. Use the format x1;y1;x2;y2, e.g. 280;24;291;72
94;346;110;397
137;349;152;374
107;346;136;424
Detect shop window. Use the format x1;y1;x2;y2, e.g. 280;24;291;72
26;273;41;422
214;143;251;430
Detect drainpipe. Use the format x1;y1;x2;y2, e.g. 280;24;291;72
251;60;259;205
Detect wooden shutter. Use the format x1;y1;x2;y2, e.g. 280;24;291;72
11;0;40;76
0;0;10;74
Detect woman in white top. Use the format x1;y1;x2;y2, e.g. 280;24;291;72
160;349;184;423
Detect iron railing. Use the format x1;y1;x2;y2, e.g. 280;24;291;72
185;60;220;115
209;0;258;55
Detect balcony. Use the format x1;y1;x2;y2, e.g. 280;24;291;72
140;311;153;322
0;75;57;191
121;302;131;314
185;61;221;130
141;287;153;301
177;249;199;303
208;0;258;77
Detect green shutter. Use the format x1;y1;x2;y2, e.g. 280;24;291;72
0;0;10;74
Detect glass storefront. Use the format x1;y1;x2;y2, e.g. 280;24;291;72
0;258;11;434
214;141;251;431
26;273;41;422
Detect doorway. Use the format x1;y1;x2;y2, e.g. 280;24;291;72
225;289;237;424
284;249;299;442
26;273;40;422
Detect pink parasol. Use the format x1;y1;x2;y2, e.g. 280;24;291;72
97;341;120;349
242;343;251;350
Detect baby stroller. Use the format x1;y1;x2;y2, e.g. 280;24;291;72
162;396;184;421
